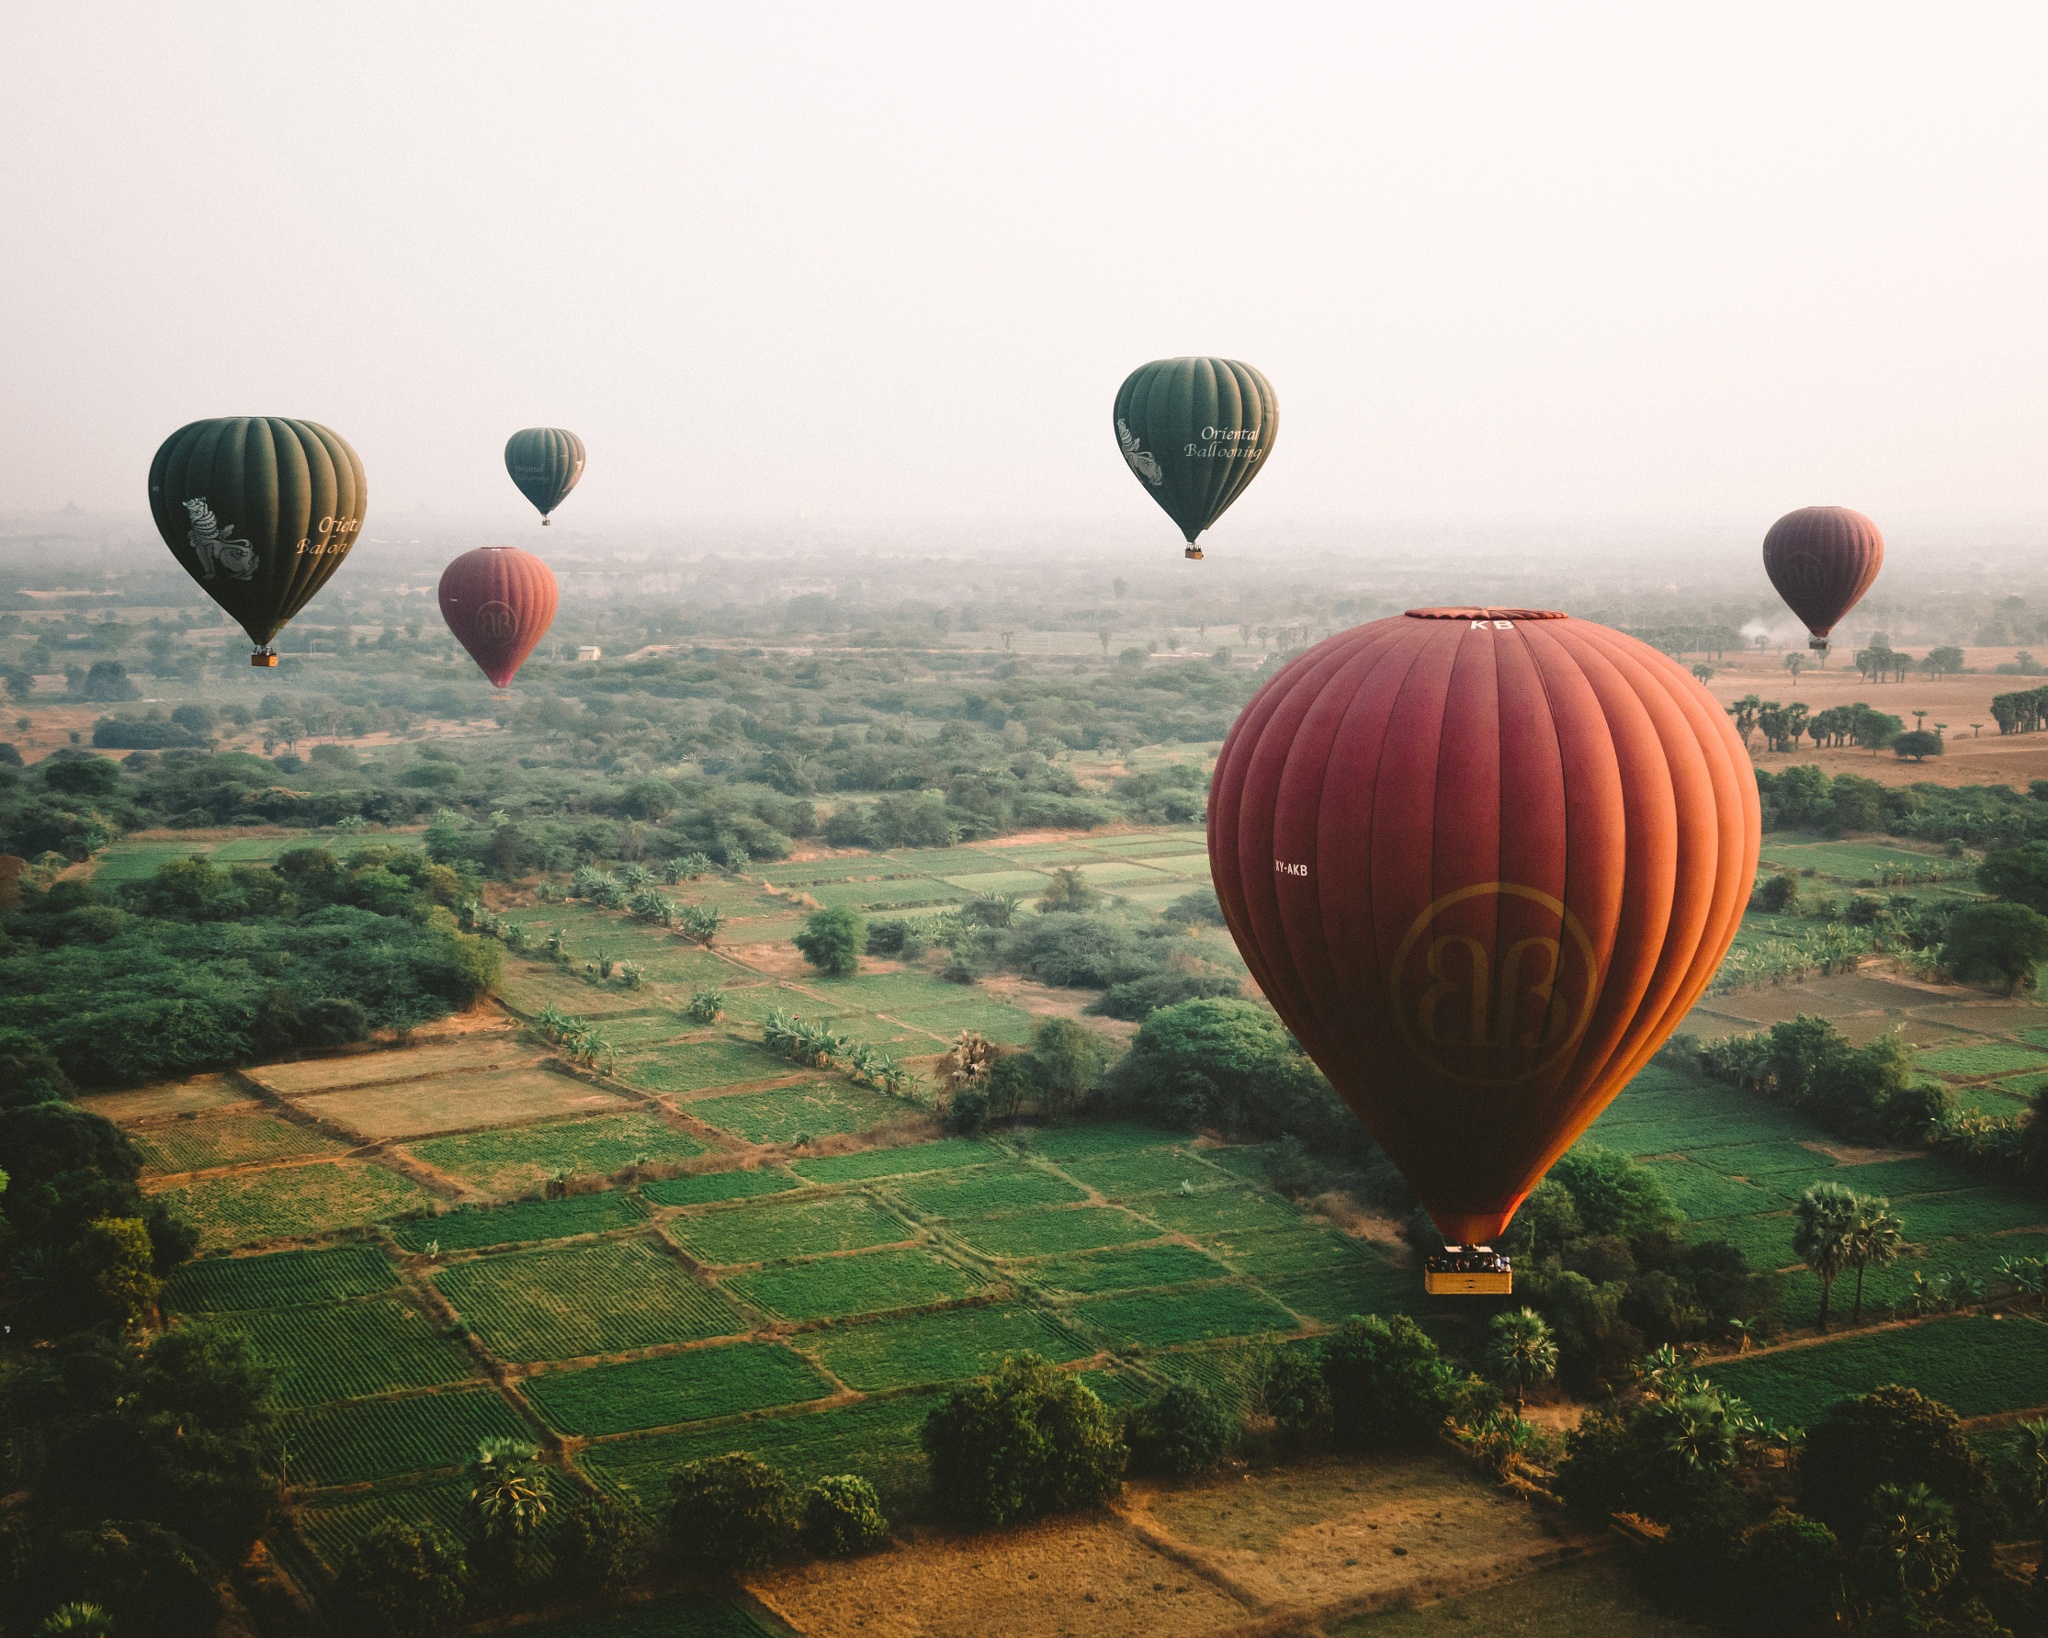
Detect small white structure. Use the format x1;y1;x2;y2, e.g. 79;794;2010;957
575;645;602;662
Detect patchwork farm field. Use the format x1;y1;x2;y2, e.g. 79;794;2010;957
76;823;2048;1634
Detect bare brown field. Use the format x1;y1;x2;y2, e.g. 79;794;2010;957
749;1455;1587;1638
1680;965;2048;1050
1704;647;2048;787
76;1074;250;1123
249;1033;544;1095
288;1068;631;1142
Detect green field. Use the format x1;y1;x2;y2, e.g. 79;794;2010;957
641;1167;801;1206
152;1160;440;1251
1916;1042;2048;1078
804;1302;1087;1391
949;1203;1161;1257
220;1300;478;1407
1028;1242;1233;1294
613;1038;795;1094
280;1388;534;1486
887;1162;1087;1217
406;1110;707;1196
166;1244;397;1311
391;1189;648;1252
521;1341;836;1436
1074;1282;1300;1347
432;1238;747;1362
1716;1314;2048;1425
728;1246;986;1321
687;1080;912;1144
791;1138;995;1182
132;1110;348;1174
665;1193;912;1265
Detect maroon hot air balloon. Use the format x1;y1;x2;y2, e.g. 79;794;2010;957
1209;609;1759;1283
438;547;558;688
1763;506;1884;654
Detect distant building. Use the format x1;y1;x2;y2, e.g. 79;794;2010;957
576;645;602;662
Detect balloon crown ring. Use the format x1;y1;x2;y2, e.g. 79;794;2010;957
1405;607;1568;622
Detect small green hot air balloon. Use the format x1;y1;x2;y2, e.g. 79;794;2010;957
505;428;586;524
147;418;366;666
1112;358;1278;559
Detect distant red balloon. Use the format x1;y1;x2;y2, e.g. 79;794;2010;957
438;547;558;687
1208;608;1760;1246
1763;506;1884;652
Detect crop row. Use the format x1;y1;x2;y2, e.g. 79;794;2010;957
392;1190;647;1253
166;1244;396;1313
282;1388;532;1487
521;1341;835;1437
133;1111;345;1175
221;1300;477;1407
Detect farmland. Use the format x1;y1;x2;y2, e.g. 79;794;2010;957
71;820;2048;1636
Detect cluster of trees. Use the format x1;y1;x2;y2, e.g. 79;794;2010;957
1560;1380;2042;1636
1750;763;2048;851
1850;641;1966;682
1696;1021;1944;1147
1;846;501;1087
1729;697;1906;757
1989;686;2048;734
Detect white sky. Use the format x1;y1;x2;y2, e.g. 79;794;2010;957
6;2;2048;537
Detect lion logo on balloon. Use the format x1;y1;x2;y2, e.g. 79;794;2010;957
183;498;259;581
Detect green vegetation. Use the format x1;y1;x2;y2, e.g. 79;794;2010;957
730;1246;984;1321
666;1193;910;1264
431;1238;745;1361
522;1342;834;1436
391;1190;647;1252
921;1353;1125;1527
280;1390;535;1486
406;1111;705;1196
131;1110;346;1173
640;1166;798;1206
808;1303;1087;1391
1717;1314;2048;1425
157;1159;441;1251
218;1300;476;1407
165;1244;396;1311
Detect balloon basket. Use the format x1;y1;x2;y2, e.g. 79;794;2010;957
251;650;278;668
1183;546;1204;560
1423;1248;1512;1296
1808;636;1830;653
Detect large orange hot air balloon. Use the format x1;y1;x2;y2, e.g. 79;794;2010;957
1763;506;1883;655
1209;608;1759;1269
438;547;558;688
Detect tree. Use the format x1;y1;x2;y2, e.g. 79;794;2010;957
1321;1314;1460;1449
1800;1387;1996;1576
666;1454;794;1574
38;1604;116;1636
464;1439;548;1582
800;1475;888;1557
793;907;862;977
1792;1182;1858;1331
1727;695;1763;750
331;1521;468;1638
78;662;138;703
920;1353;1125;1527
551;1490;643;1595
1892;728;1943;761
1943;901;2048;994
1253;1348;1331;1449
1734;1510;1845;1636
1924;645;1967;678
1547;1145;1681;1240
1844;1195;1904;1325
1123;1384;1233;1479
1484;1309;1558;1414
1859;1481;1960;1603
1028;1016;1108;1115
1977;839;2048;913
68;1216;159;1331
1037;866;1098;912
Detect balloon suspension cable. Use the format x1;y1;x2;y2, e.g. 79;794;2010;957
1184;546;1204;560
250;645;278;668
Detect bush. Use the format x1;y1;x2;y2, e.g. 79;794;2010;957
921;1354;1125;1528
794;907;862;978
1163;886;1226;926
800;1475;888;1557
331;1521;468;1638
1733;1510;1846;1636
1123;1384;1233;1480
665;1453;794;1575
1321;1314;1460;1450
1253;1348;1331;1450
551;1491;643;1595
865;918;924;958
1943;901;2048;994
1085;969;1239;1020
1556;1410;1646;1524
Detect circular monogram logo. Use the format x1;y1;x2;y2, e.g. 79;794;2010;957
1389;883;1599;1088
474;600;517;642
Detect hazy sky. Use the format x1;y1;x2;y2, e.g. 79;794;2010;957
7;3;2048;538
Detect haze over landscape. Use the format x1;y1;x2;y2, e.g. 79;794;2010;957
5;8;2048;1638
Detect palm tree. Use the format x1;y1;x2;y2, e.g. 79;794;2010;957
466;1438;548;1574
1844;1195;1904;1325
1793;1181;1859;1332
1861;1482;1960;1602
38;1606;114;1636
1648;1389;1736;1477
1484;1308;1558;1414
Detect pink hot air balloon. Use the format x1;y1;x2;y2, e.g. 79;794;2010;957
438;547;557;688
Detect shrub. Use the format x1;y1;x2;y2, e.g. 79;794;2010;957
800;1475;888;1557
1733;1510;1846;1636
1086;969;1240;1020
1556;1410;1648;1523
665;1453;795;1575
1123;1384;1233;1480
331;1520;468;1638
1943;901;2048;994
1252;1348;1331;1450
685;985;725;1024
793;907;862;977
1753;873;1799;912
865;918;924;958
920;1353;1125;1528
552;1490;643;1595
1163;886;1226;926
1321;1314;1460;1450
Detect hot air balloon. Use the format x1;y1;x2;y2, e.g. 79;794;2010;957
505;428;586;524
1763;506;1883;658
439;547;558;688
1112;358;1277;559
1208;608;1759;1292
147;418;366;666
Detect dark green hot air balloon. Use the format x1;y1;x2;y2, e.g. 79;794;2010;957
1112;358;1278;559
505;427;585;524
147;418;367;666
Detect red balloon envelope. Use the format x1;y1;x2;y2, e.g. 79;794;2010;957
1762;506;1883;652
438;547;558;687
1208;609;1760;1246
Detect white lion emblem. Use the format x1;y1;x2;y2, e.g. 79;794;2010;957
184;498;260;581
1117;418;1164;486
